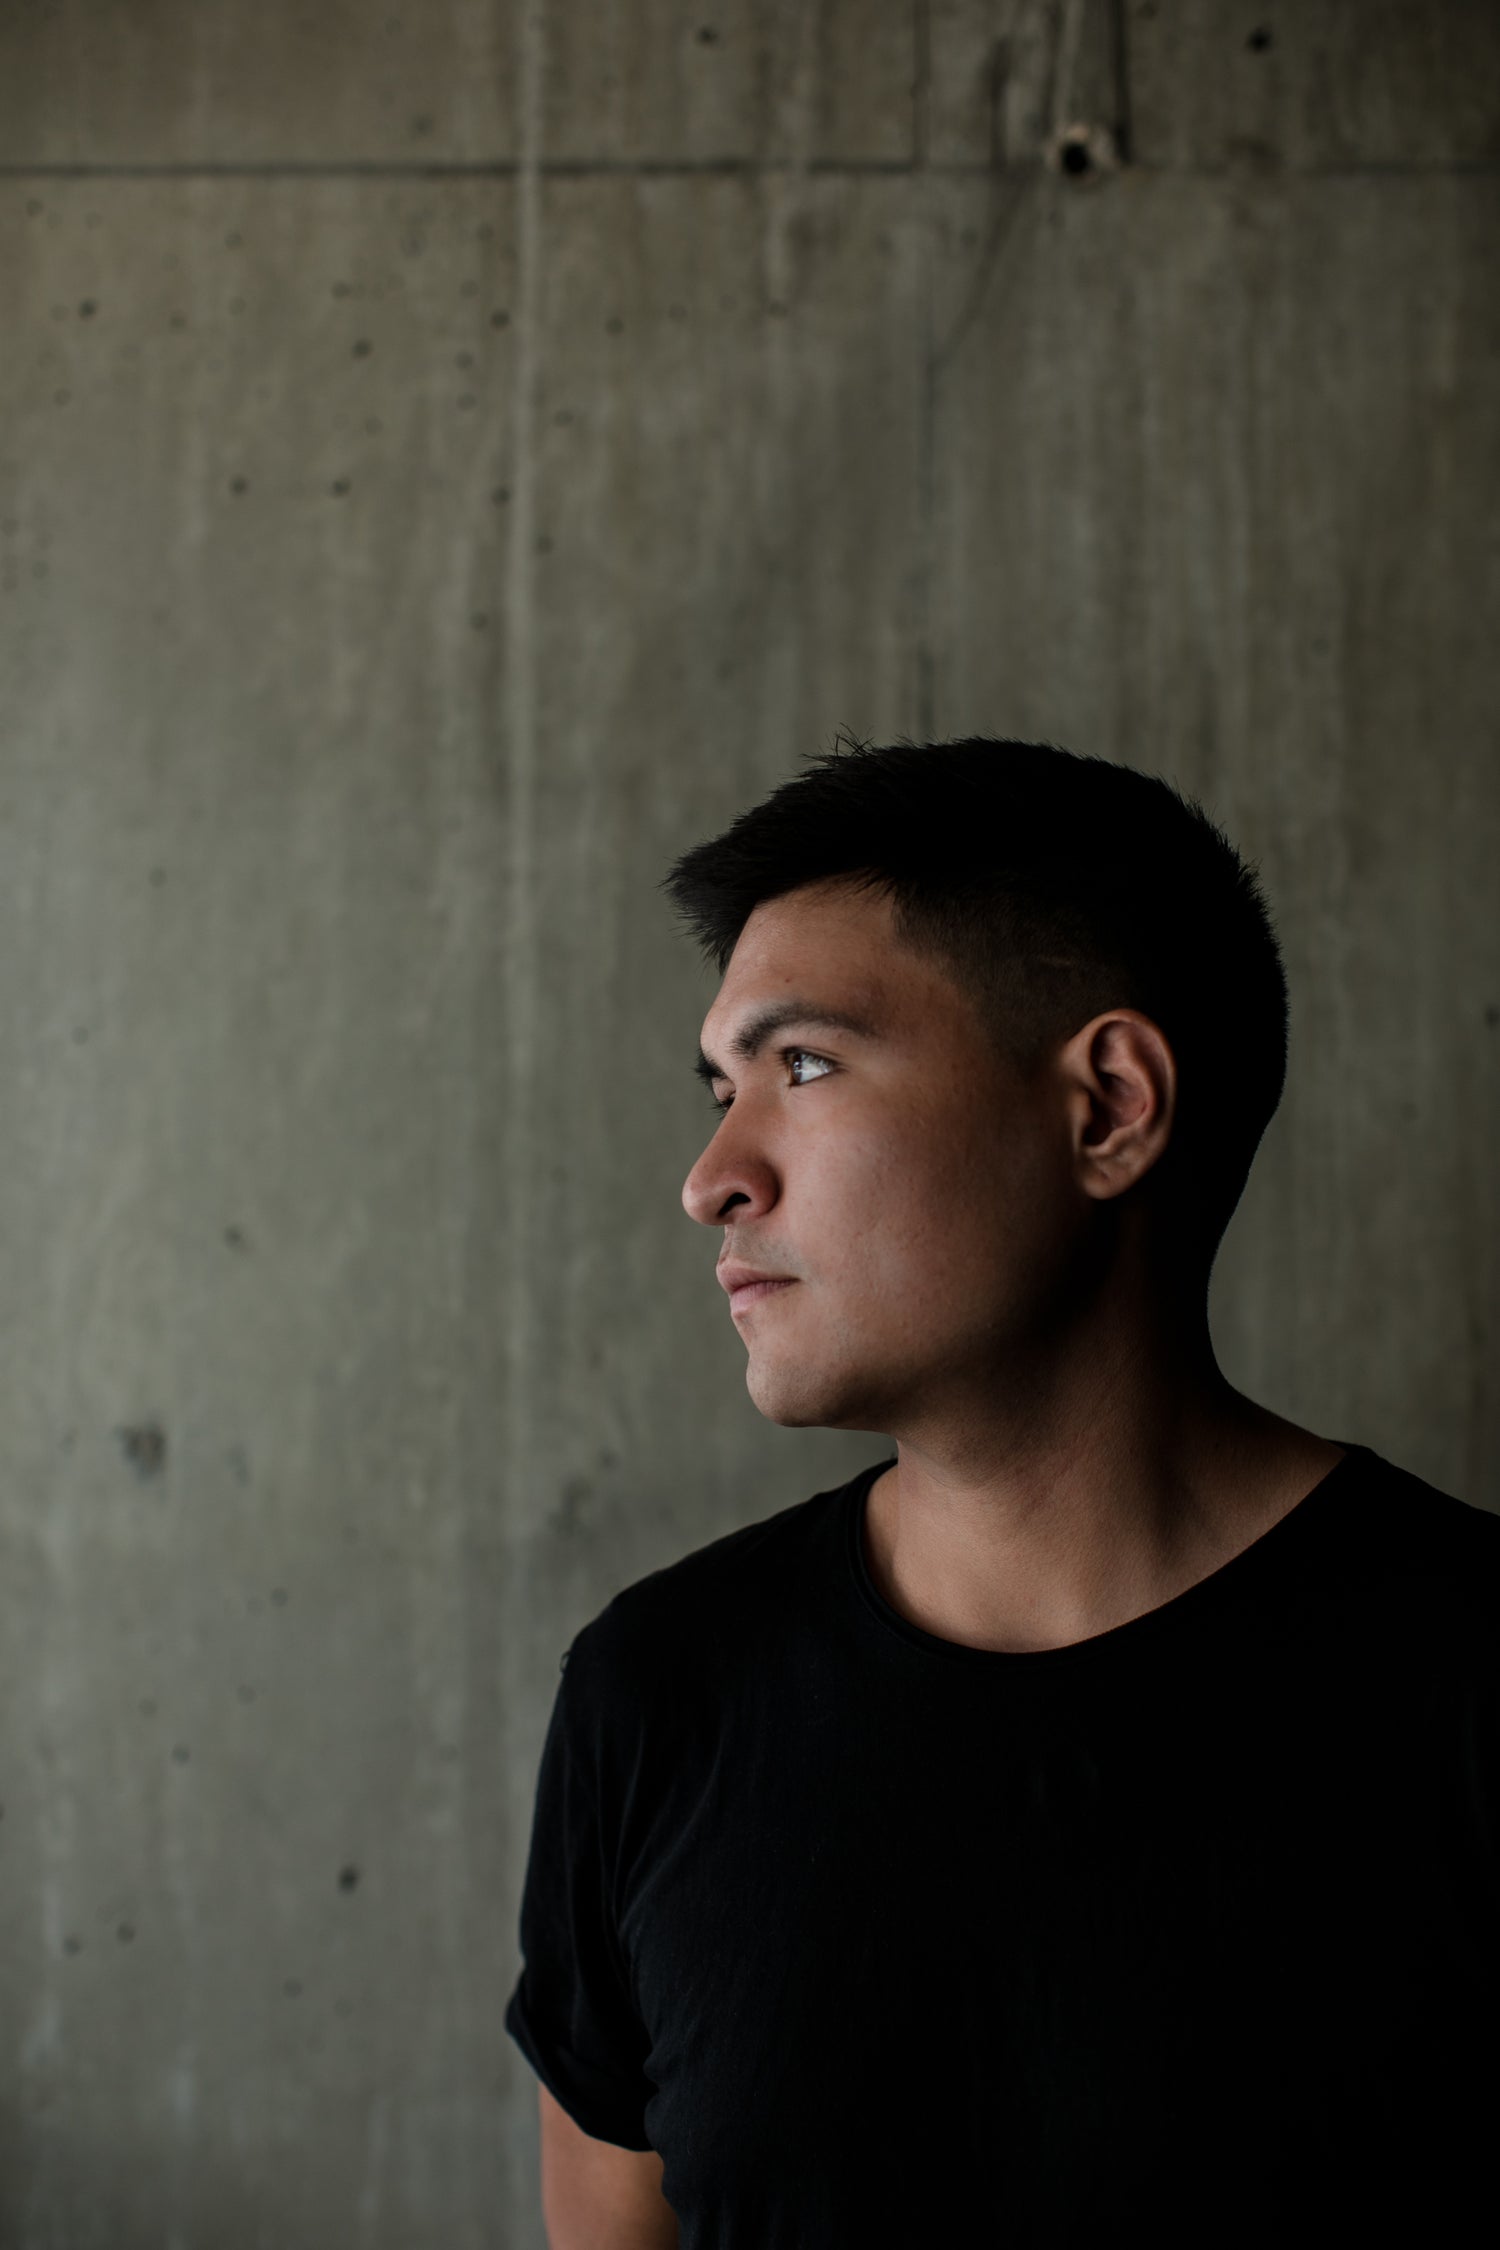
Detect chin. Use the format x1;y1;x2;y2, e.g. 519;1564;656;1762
745;1360;888;1434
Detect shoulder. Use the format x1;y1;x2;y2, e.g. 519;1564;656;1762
1350;1445;1500;1562
1336;1445;1500;1647
559;1457;879;1713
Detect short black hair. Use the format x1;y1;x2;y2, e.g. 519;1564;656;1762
658;732;1291;1278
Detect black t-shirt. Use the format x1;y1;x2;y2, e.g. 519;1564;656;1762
504;1442;1500;2245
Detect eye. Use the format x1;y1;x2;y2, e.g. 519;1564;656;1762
708;1046;835;1117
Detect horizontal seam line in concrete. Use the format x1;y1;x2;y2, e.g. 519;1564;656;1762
1;158;1496;180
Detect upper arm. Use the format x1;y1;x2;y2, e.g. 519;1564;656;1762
538;2079;679;2250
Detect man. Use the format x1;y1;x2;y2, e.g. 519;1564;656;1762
505;736;1499;2247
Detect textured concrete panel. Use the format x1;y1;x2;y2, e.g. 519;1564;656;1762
924;163;1500;1498
1;172;530;2250
927;0;1124;166
4;3;1496;172
924;0;1500;174
0;0;916;169
539;0;915;163
1130;0;1500;170
0;2;515;166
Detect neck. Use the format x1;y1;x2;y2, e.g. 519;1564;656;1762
866;1275;1344;1654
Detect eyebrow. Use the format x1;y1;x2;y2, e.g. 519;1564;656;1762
694;999;883;1089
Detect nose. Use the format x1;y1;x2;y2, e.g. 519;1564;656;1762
682;1121;767;1229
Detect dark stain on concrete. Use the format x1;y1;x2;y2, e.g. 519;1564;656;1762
117;1422;166;1478
554;1474;592;1537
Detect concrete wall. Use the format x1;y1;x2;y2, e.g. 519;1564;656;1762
2;3;1495;2242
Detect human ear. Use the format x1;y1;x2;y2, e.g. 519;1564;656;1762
1066;1010;1177;1200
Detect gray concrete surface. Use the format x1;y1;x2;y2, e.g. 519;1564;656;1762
1;3;1495;2244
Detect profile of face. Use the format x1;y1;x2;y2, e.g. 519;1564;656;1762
682;879;1174;1437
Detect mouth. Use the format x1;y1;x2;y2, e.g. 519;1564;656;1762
730;1278;799;1317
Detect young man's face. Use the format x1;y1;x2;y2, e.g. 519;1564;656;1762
683;879;1104;1436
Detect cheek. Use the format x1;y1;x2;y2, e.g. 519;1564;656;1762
787;1123;921;1267
793;1102;1068;1294
838;1120;987;1261
889;1118;1067;1280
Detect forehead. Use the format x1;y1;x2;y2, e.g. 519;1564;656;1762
701;884;895;1028
696;883;968;1064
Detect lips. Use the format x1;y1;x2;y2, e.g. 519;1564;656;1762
716;1262;799;1315
727;1277;797;1316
